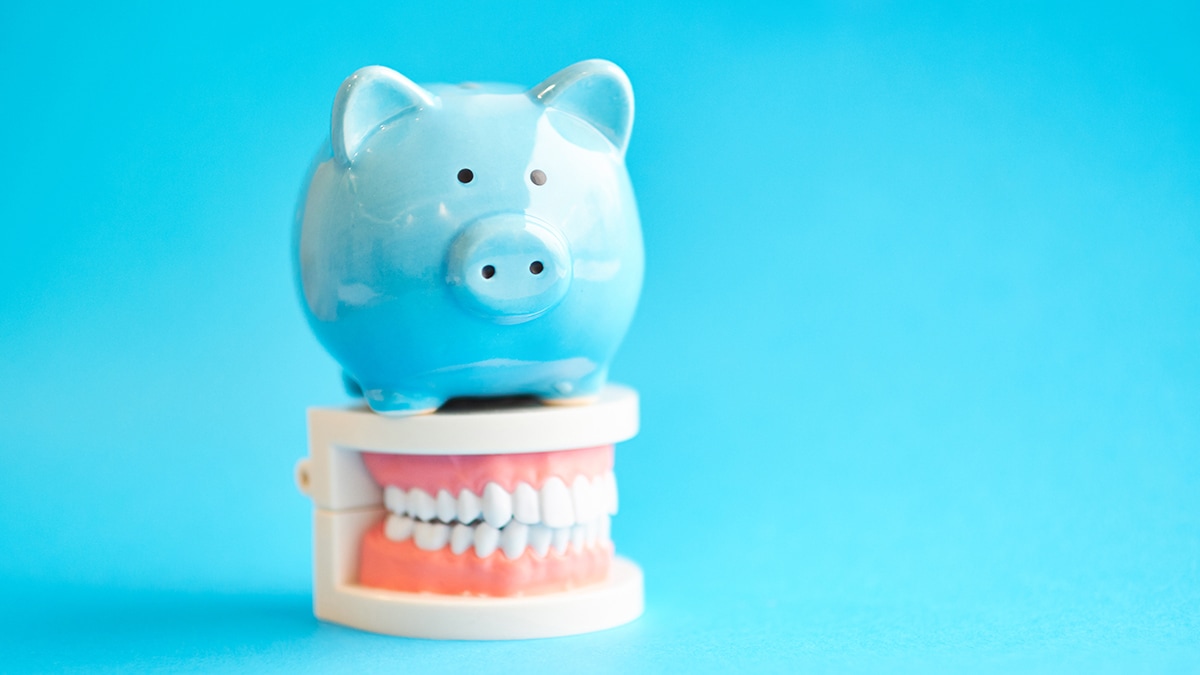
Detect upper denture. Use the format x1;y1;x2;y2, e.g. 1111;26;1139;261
361;445;614;497
376;467;619;531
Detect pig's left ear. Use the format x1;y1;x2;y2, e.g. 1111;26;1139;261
530;60;634;156
331;66;438;165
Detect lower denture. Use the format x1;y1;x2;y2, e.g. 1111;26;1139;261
360;527;613;596
358;445;618;597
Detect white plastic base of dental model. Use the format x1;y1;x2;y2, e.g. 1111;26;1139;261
297;383;639;511
312;507;644;640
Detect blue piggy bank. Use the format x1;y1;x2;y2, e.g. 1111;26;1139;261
295;60;644;415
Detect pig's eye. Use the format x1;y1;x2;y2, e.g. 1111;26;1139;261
530;169;547;186
457;168;474;184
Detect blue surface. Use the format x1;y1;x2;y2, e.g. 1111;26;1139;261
1;1;1197;671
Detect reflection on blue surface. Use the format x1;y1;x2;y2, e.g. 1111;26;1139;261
0;1;1197;671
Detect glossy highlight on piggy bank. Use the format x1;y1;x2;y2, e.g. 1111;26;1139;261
295;60;644;415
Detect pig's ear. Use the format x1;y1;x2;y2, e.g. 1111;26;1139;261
530;60;634;156
331;66;437;165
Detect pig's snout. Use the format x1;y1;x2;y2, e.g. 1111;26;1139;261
447;214;572;323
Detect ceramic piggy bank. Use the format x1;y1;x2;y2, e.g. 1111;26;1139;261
295;60;643;415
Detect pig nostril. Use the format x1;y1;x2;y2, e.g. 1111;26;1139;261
481;265;495;279
530;261;544;275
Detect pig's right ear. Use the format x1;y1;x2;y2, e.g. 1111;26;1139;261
331;66;437;165
530;60;634;156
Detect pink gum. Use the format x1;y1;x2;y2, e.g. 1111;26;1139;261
359;522;613;596
361;445;614;495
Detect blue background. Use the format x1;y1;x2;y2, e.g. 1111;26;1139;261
1;1;1197;671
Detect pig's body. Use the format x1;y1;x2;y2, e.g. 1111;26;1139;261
295;61;643;415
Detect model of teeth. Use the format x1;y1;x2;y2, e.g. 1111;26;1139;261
381;471;616;556
295;384;644;638
357;445;620;596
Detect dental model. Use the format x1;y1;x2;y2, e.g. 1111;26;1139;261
293;61;645;639
360;445;618;596
296;389;642;639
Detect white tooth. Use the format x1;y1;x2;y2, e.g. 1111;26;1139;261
450;523;474;555
512;482;540;525
384;514;414;541
384;485;407;514
528;525;552;558
474;522;500;558
500;521;529;560
414;521;450;551
551;527;571;555
593;472;606;515
482;482;513;528
585;519;599;546
407;488;436;521
602;471;619;515
540;477;575;528
570;524;587;552
598;514;611;542
436;489;457;522
457;489;481;523
571;475;596;523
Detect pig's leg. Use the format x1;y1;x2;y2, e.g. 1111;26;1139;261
540;367;608;407
360;384;443;416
